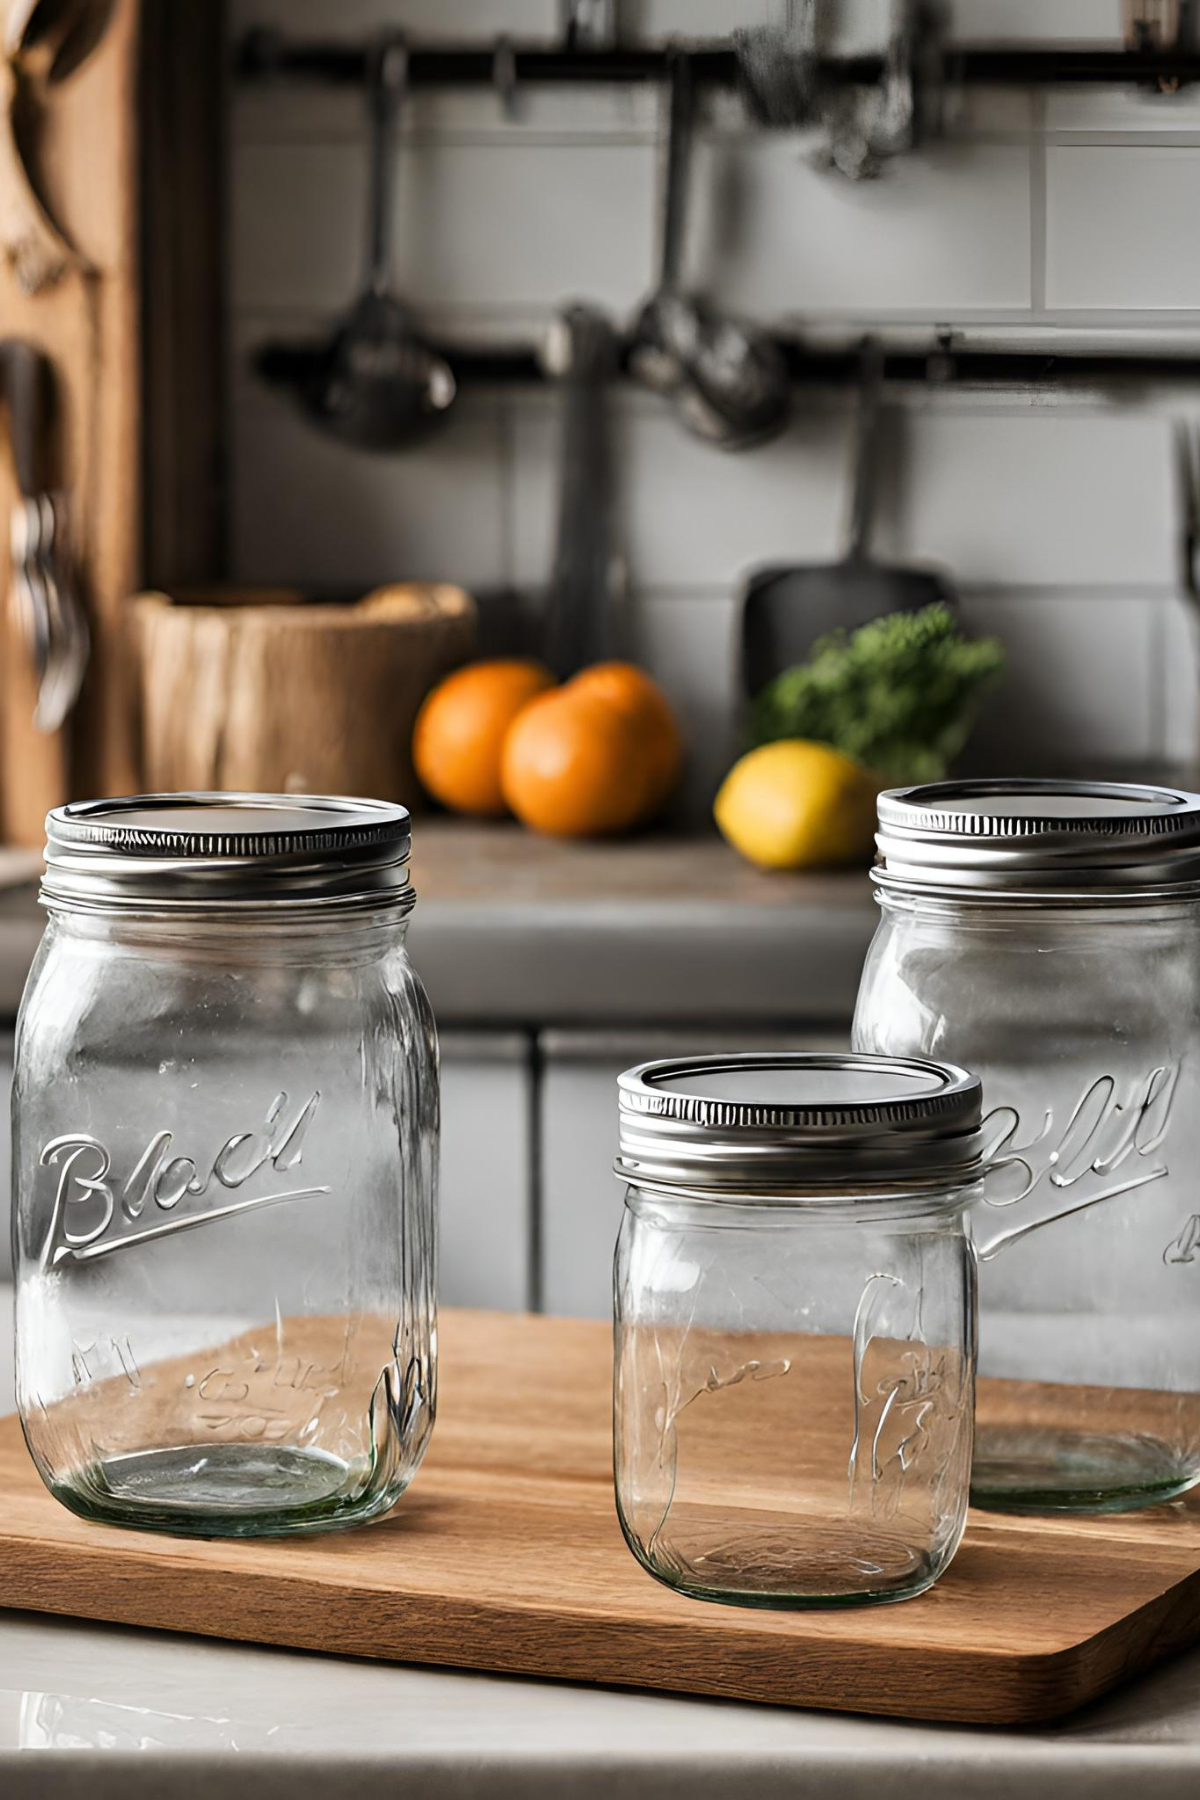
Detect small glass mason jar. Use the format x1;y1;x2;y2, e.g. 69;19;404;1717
13;794;438;1538
854;779;1200;1516
613;1052;981;1609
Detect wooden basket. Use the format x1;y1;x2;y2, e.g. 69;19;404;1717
134;584;477;805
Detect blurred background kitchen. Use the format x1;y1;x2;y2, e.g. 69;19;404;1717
1;0;1199;1317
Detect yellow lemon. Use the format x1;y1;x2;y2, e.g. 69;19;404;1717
714;740;880;871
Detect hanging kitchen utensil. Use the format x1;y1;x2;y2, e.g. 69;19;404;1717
629;49;790;452
0;0;113;292
739;340;954;699
816;0;917;182
540;303;627;678
737;0;926;180
3;338;89;731
6;0;116;82
734;0;820;130
285;31;455;451
0;56;72;292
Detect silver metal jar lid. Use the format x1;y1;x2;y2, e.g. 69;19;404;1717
615;1052;983;1197
875;779;1200;894
41;793;413;913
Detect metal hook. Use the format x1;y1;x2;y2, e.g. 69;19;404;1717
561;0;617;52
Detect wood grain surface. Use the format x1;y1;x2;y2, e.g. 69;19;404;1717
0;0;141;839
1;1308;1200;1725
134;584;476;800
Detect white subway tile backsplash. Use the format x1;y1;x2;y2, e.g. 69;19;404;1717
232;82;659;146
231;140;656;317
233;0;779;44
232;0;1122;47
942;86;1036;138
895;412;1176;586
231;146;363;314
1047;147;1200;312
230;131;1033;343
510;393;854;590
624;0;774;36
231;0;560;43
511;396;1176;595
690;138;1033;318
948;0;1120;40
1046;86;1200;133
957;591;1160;774
230;386;507;592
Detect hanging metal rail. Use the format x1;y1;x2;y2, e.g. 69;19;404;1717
255;336;1200;394
236;35;1200;91
244;29;1200;390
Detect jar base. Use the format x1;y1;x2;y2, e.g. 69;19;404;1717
620;1508;948;1610
970;1426;1200;1515
48;1442;401;1538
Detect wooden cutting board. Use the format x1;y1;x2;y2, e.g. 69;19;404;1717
2;1308;1200;1725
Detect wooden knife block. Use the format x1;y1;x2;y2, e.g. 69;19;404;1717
134;585;476;805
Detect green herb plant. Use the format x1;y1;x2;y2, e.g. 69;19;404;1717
747;603;1006;785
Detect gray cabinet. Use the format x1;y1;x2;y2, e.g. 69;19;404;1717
439;1031;533;1312
538;1028;846;1320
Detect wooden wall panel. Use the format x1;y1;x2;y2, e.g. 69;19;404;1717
141;0;226;591
0;0;142;842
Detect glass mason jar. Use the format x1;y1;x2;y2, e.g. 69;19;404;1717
13;794;438;1538
613;1052;981;1609
854;779;1200;1515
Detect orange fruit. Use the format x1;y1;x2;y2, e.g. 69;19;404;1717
569;662;683;813
413;659;555;816
501;663;683;839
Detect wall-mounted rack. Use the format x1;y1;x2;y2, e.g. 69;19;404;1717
255;335;1200;394
235;34;1200;92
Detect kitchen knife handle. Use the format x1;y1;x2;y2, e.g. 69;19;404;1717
2;338;50;497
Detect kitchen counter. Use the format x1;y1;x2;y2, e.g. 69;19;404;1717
401;821;872;1022
1;1293;1199;1800
0;824;878;1024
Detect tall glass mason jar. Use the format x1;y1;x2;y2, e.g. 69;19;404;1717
13;794;438;1538
613;1052;981;1609
853;779;1200;1515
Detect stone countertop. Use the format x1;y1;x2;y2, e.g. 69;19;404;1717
0;825;879;1025
0;1295;1199;1800
407;821;877;1023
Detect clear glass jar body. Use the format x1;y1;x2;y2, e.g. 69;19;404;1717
13;903;438;1538
614;1181;977;1608
854;888;1200;1513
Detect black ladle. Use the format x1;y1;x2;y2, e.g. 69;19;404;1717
296;32;455;452
629;50;790;452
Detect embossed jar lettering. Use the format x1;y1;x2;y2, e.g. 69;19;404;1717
38;1090;326;1267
